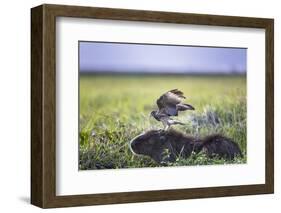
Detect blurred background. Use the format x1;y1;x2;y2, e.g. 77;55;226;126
79;41;246;75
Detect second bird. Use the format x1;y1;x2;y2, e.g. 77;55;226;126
150;89;195;130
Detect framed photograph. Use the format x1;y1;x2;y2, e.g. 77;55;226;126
31;4;274;208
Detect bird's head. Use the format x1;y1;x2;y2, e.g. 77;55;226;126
150;110;157;118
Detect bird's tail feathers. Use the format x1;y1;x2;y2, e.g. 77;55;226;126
170;120;185;125
177;103;195;111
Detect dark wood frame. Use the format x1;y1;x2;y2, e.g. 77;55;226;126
31;4;274;208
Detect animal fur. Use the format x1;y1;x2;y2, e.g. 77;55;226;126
129;129;242;164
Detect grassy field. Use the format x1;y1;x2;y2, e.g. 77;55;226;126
79;74;247;170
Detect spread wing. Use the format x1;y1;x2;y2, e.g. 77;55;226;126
169;89;186;99
156;89;186;116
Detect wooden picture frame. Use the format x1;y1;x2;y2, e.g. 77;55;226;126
31;4;274;208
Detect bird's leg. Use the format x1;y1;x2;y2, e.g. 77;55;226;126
161;120;166;130
161;117;171;131
164;124;170;131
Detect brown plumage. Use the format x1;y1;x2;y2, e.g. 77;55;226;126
150;89;195;130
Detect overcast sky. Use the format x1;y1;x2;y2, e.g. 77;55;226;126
79;42;246;74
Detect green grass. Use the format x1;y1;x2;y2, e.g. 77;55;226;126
79;74;247;170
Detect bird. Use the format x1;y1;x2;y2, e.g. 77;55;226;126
150;89;195;130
